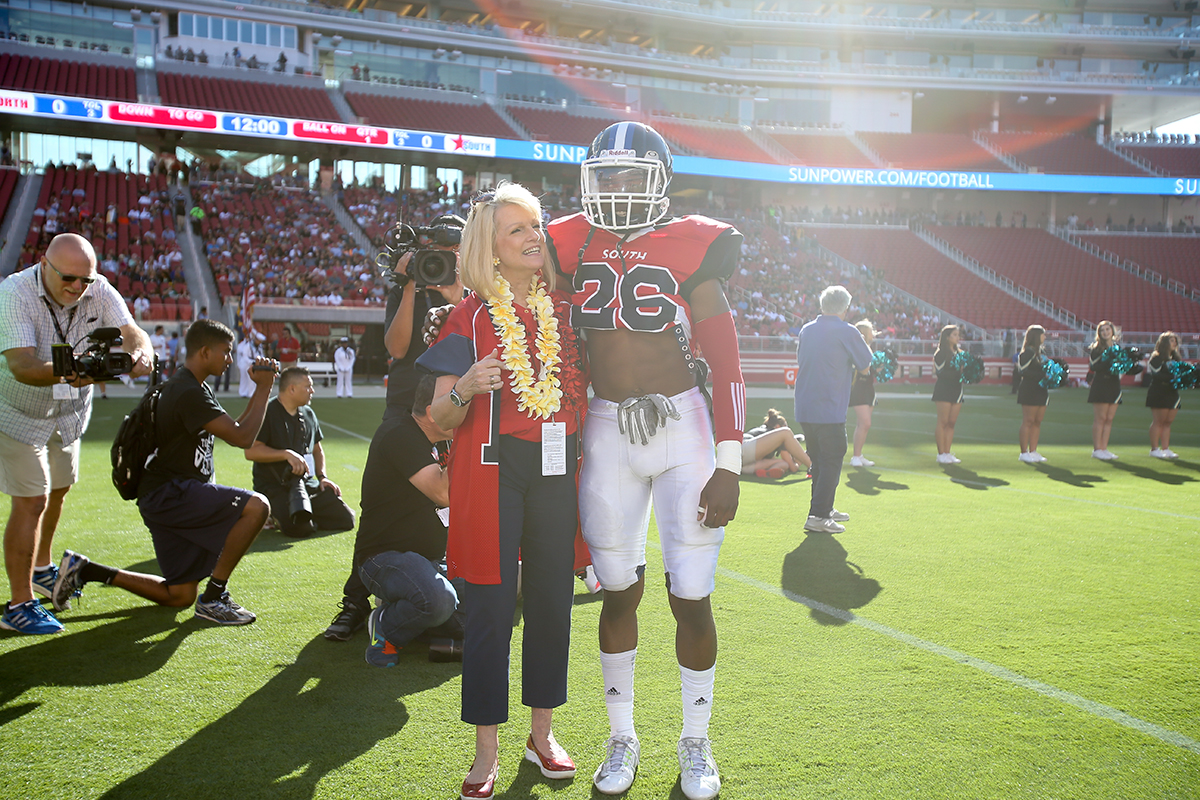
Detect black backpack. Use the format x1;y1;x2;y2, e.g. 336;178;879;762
111;378;165;501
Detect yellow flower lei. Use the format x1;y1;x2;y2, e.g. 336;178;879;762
488;274;562;419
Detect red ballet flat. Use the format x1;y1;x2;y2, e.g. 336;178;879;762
460;763;497;799
524;734;577;780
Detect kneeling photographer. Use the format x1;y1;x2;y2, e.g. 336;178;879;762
0;233;153;635
244;366;355;539
380;215;465;422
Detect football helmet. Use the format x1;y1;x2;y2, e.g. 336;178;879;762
581;121;673;231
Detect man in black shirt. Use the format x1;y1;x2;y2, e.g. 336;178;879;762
244;366;355;538
323;375;459;662
53;319;278;625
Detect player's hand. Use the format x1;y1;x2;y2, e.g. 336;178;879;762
459;348;504;399
697;469;739;529
318;477;341;496
283;450;308;476
422;304;454;346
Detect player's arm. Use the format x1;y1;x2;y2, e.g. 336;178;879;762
690;278;743;529
205;358;277;448
409;462;450;507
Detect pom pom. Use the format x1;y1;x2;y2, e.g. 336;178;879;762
951;350;985;384
1039;357;1069;389
1165;360;1200;390
1099;345;1142;376
870;348;898;383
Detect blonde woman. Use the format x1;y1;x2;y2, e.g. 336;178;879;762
849;320;877;467
418;182;587;799
1017;325;1049;463
1087;320;1122;460
931;324;963;464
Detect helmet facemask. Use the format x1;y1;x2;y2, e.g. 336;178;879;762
581;156;671;231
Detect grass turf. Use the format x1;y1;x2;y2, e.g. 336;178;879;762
0;384;1197;799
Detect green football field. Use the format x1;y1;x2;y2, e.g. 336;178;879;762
1;385;1197;799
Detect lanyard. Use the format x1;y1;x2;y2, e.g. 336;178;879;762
41;297;77;347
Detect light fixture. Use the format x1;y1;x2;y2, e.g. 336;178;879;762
332;34;343;46
1045;96;1057;104
449;50;462;60
433;47;446;58
1017;95;1028;103
130;8;142;20
149;10;161;23
312;31;323;42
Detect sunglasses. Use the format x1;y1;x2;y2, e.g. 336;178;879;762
44;257;97;286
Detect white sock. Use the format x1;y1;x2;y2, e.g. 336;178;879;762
599;648;637;739
680;664;715;740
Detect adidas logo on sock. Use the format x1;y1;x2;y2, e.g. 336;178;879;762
693;697;708;706
606;687;622;696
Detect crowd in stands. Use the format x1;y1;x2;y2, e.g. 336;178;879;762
193;178;378;306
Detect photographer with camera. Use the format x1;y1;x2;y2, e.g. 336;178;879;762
244;366;355;539
323;374;463;667
50;320;280;627
380;215;465;422
0;233;153;634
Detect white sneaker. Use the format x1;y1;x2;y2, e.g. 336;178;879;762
829;509;850;522
804;516;845;534
678;737;721;800
850;456;874;467
1092;449;1107;460
1019;452;1035;463
1103;450;1119;460
936;453;951;464
1031;452;1047;462
1150;448;1166;459
593;735;640;795
1162;449;1180;459
948;453;961;464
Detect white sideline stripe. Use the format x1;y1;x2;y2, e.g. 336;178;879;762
875;465;1200;523
716;564;1200;755
321;421;372;442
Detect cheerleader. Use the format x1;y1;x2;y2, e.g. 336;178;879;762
849;321;877;467
932;324;963;464
1017;325;1049;463
742;409;812;478
1146;331;1181;459
1087;320;1122;461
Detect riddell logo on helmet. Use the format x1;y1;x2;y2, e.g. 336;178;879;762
599;148;636;158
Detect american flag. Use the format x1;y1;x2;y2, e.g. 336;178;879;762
240;280;257;339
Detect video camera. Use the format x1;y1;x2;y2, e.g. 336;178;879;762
376;215;464;288
51;327;133;381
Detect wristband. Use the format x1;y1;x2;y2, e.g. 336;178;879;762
315;473;326;481
715;440;741;474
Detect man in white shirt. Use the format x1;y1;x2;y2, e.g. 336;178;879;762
149;325;169;369
334;337;356;398
236;333;261;398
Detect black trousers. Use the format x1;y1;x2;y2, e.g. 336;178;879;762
460;434;578;726
800;422;847;519
260;483;356;538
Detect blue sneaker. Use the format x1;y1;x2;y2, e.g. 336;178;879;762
32;565;59;600
365;607;399;667
52;550;88;612
0;600;64;635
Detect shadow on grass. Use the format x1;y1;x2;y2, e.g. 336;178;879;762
1106;461;1198;486
1032;463;1107;488
940;464;1010;491
844;469;909;495
99;635;454;799
249;526;353;554
780;535;882;627
0;605;191;718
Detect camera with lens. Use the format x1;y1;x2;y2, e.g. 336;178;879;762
285;473;316;537
51;327;133;381
376;214;464;288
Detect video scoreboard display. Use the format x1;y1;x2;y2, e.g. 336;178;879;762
1;87;1193;197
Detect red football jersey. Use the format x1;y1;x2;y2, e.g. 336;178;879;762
546;213;742;333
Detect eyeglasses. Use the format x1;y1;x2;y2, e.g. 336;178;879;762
44;257;96;286
467;191;495;216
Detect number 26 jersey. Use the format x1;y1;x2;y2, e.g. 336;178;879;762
546;213;743;334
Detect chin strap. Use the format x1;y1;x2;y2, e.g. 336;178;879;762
693;311;744;473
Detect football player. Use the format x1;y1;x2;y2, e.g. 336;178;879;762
545;121;745;800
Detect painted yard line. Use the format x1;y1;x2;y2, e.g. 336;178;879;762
322;421;372;442
716;563;1200;756
873;465;1200;523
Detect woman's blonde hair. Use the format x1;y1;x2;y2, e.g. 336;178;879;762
1090;320;1120;350
855;320;876;343
459;181;552;301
